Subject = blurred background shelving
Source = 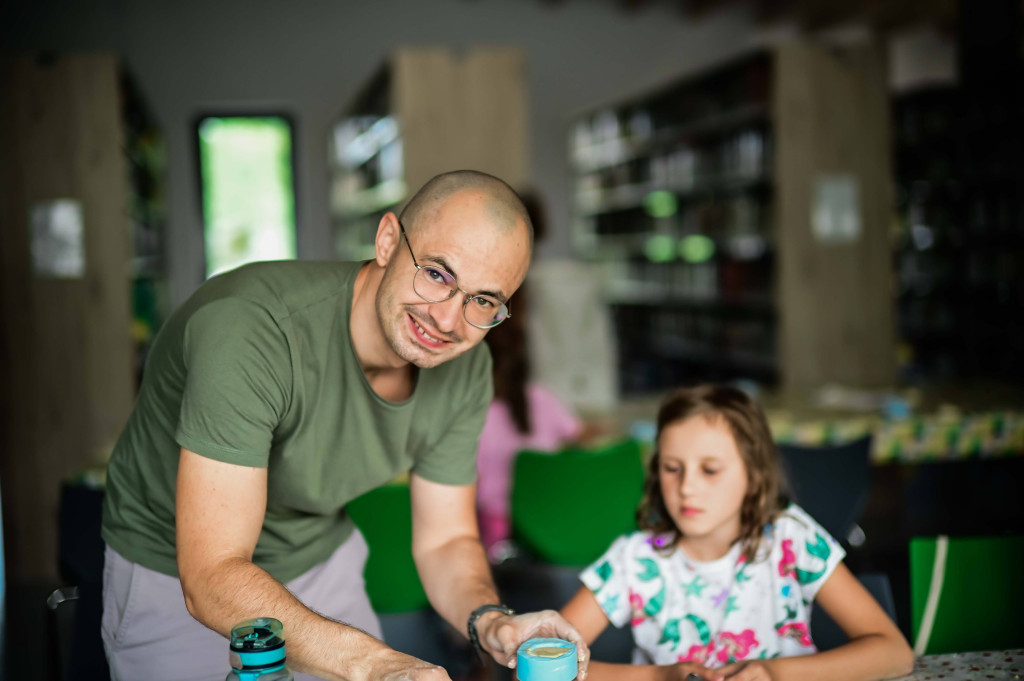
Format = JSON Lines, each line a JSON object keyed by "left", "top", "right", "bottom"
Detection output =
{"left": 329, "top": 46, "right": 528, "bottom": 261}
{"left": 892, "top": 85, "right": 1024, "bottom": 384}
{"left": 569, "top": 44, "right": 897, "bottom": 397}
{"left": 121, "top": 71, "right": 170, "bottom": 384}
{"left": 3, "top": 0, "right": 1024, "bottom": 676}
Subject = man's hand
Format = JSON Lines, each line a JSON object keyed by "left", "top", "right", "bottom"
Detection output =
{"left": 645, "top": 662, "right": 718, "bottom": 681}
{"left": 369, "top": 647, "right": 453, "bottom": 681}
{"left": 477, "top": 610, "right": 591, "bottom": 679}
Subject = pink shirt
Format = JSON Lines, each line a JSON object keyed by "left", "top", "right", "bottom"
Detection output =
{"left": 475, "top": 384, "right": 582, "bottom": 546}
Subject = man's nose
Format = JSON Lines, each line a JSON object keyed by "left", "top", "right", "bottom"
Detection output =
{"left": 430, "top": 293, "right": 464, "bottom": 332}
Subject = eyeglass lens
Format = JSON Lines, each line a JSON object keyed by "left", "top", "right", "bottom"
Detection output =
{"left": 413, "top": 266, "right": 508, "bottom": 328}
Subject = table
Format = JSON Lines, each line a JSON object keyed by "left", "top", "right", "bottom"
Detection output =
{"left": 767, "top": 410, "right": 1024, "bottom": 464}
{"left": 890, "top": 650, "right": 1024, "bottom": 680}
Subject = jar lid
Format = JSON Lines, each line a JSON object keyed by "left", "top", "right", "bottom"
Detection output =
{"left": 229, "top": 617, "right": 286, "bottom": 671}
{"left": 516, "top": 638, "right": 577, "bottom": 681}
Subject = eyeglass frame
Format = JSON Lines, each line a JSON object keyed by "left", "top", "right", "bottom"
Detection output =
{"left": 397, "top": 219, "right": 511, "bottom": 329}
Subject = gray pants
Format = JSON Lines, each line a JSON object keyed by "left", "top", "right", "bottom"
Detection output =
{"left": 101, "top": 531, "right": 383, "bottom": 681}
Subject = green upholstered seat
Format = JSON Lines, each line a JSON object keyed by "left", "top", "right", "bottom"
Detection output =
{"left": 910, "top": 534, "right": 1024, "bottom": 655}
{"left": 510, "top": 438, "right": 645, "bottom": 566}
{"left": 347, "top": 483, "right": 428, "bottom": 614}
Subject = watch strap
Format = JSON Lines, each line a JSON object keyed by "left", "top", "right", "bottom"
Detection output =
{"left": 467, "top": 603, "right": 515, "bottom": 655}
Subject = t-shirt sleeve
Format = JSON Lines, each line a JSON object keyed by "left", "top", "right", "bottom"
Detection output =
{"left": 176, "top": 297, "right": 292, "bottom": 467}
{"left": 781, "top": 504, "right": 847, "bottom": 604}
{"left": 579, "top": 534, "right": 635, "bottom": 628}
{"left": 411, "top": 346, "right": 493, "bottom": 485}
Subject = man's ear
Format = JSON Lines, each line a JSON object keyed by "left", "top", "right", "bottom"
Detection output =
{"left": 374, "top": 213, "right": 401, "bottom": 268}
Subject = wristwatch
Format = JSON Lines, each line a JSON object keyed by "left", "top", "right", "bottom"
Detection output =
{"left": 467, "top": 603, "right": 515, "bottom": 656}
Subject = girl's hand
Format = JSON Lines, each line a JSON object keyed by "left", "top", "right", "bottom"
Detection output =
{"left": 663, "top": 661, "right": 719, "bottom": 681}
{"left": 715, "top": 660, "right": 774, "bottom": 681}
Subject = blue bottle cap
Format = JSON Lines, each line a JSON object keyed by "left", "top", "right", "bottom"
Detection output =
{"left": 229, "top": 617, "right": 287, "bottom": 673}
{"left": 516, "top": 637, "right": 577, "bottom": 681}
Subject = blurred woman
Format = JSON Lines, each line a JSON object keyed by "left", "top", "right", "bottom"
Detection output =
{"left": 475, "top": 306, "right": 583, "bottom": 557}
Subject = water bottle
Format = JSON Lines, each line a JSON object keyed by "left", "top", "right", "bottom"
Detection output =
{"left": 226, "top": 617, "right": 294, "bottom": 681}
{"left": 516, "top": 637, "right": 577, "bottom": 681}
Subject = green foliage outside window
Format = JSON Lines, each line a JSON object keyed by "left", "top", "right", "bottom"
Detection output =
{"left": 198, "top": 116, "right": 296, "bottom": 278}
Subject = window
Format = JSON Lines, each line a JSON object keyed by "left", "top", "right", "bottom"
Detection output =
{"left": 196, "top": 115, "right": 297, "bottom": 278}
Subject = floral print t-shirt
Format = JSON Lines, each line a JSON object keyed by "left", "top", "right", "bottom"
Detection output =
{"left": 579, "top": 504, "right": 844, "bottom": 667}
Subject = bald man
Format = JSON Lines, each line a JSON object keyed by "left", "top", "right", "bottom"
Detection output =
{"left": 100, "top": 171, "right": 589, "bottom": 681}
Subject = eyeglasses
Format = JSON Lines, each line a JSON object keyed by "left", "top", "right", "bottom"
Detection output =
{"left": 398, "top": 220, "right": 510, "bottom": 329}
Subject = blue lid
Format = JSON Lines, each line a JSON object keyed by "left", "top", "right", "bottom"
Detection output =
{"left": 516, "top": 638, "right": 577, "bottom": 681}
{"left": 229, "top": 618, "right": 287, "bottom": 672}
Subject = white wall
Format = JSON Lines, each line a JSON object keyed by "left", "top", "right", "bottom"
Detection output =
{"left": 888, "top": 26, "right": 957, "bottom": 92}
{"left": 2, "top": 0, "right": 763, "bottom": 305}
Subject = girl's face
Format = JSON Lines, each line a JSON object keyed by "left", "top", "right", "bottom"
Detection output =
{"left": 657, "top": 413, "right": 749, "bottom": 560}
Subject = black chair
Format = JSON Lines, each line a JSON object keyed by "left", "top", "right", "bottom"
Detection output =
{"left": 48, "top": 482, "right": 110, "bottom": 681}
{"left": 347, "top": 484, "right": 475, "bottom": 678}
{"left": 811, "top": 571, "right": 898, "bottom": 651}
{"left": 777, "top": 436, "right": 872, "bottom": 545}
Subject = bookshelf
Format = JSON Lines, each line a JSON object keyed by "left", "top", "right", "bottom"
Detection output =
{"left": 568, "top": 43, "right": 897, "bottom": 396}
{"left": 893, "top": 85, "right": 1024, "bottom": 382}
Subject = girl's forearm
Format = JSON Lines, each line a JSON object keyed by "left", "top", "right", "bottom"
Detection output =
{"left": 585, "top": 661, "right": 670, "bottom": 681}
{"left": 766, "top": 633, "right": 915, "bottom": 681}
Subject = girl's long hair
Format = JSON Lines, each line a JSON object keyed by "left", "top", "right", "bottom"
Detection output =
{"left": 636, "top": 384, "right": 789, "bottom": 560}
{"left": 484, "top": 188, "right": 548, "bottom": 435}
{"left": 485, "top": 295, "right": 531, "bottom": 434}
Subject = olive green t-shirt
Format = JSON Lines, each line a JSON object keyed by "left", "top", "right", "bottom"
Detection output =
{"left": 101, "top": 260, "right": 492, "bottom": 582}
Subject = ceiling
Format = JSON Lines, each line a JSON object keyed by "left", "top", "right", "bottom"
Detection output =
{"left": 542, "top": 0, "right": 962, "bottom": 32}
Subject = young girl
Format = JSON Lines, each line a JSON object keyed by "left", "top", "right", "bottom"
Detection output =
{"left": 560, "top": 385, "right": 913, "bottom": 681}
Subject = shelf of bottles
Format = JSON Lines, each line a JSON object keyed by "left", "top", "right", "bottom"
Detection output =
{"left": 569, "top": 52, "right": 778, "bottom": 396}
{"left": 329, "top": 71, "right": 406, "bottom": 262}
{"left": 121, "top": 70, "right": 169, "bottom": 385}
{"left": 892, "top": 85, "right": 1024, "bottom": 383}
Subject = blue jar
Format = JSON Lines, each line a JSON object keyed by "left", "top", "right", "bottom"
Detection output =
{"left": 516, "top": 637, "right": 577, "bottom": 681}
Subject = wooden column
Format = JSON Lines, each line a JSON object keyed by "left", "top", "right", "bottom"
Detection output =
{"left": 392, "top": 46, "right": 527, "bottom": 192}
{"left": 773, "top": 42, "right": 897, "bottom": 391}
{"left": 0, "top": 53, "right": 135, "bottom": 581}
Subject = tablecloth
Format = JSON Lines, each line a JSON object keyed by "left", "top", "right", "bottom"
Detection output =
{"left": 889, "top": 649, "right": 1024, "bottom": 680}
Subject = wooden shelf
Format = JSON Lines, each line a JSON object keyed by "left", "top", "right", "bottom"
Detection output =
{"left": 606, "top": 289, "right": 775, "bottom": 314}
{"left": 332, "top": 178, "right": 407, "bottom": 218}
{"left": 571, "top": 102, "right": 769, "bottom": 174}
{"left": 574, "top": 174, "right": 770, "bottom": 216}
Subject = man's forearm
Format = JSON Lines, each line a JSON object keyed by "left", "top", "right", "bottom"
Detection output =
{"left": 184, "top": 556, "right": 389, "bottom": 681}
{"left": 413, "top": 533, "right": 501, "bottom": 637}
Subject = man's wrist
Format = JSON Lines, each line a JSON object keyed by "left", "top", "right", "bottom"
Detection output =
{"left": 467, "top": 604, "right": 515, "bottom": 653}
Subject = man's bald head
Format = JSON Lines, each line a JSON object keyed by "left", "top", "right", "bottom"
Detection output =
{"left": 398, "top": 170, "right": 534, "bottom": 247}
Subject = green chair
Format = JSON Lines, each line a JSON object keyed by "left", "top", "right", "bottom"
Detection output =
{"left": 348, "top": 483, "right": 477, "bottom": 673}
{"left": 909, "top": 534, "right": 1024, "bottom": 655}
{"left": 510, "top": 438, "right": 645, "bottom": 566}
{"left": 499, "top": 438, "right": 645, "bottom": 664}
{"left": 346, "top": 483, "right": 428, "bottom": 614}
